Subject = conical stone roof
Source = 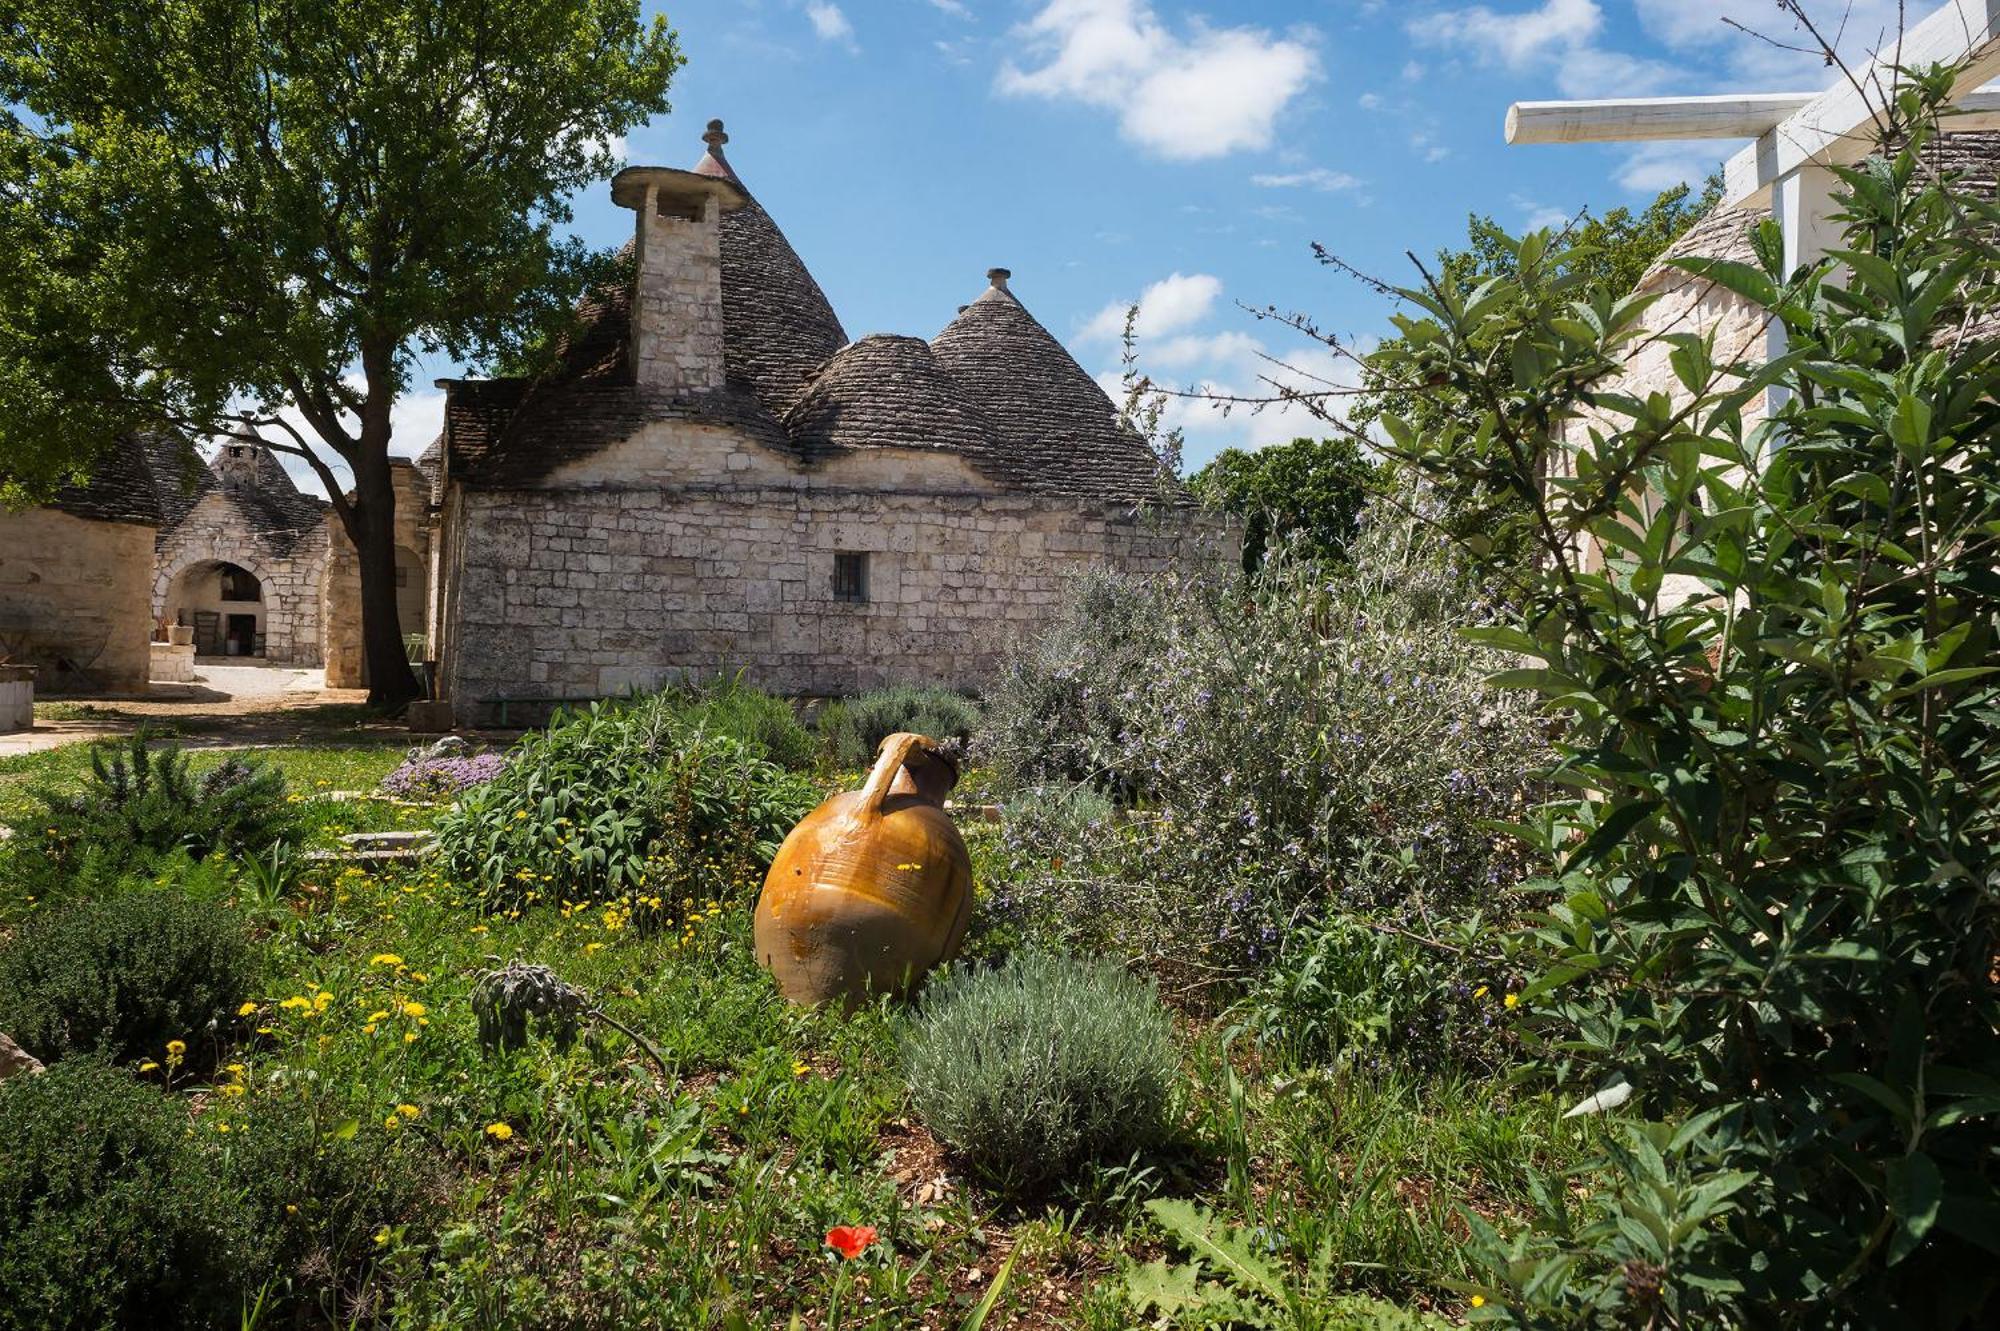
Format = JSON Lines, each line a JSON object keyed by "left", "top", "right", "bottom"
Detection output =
{"left": 694, "top": 122, "right": 848, "bottom": 419}
{"left": 931, "top": 270, "right": 1167, "bottom": 502}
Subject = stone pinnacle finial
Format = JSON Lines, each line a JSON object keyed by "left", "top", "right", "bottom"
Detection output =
{"left": 987, "top": 267, "right": 1012, "bottom": 292}
{"left": 703, "top": 119, "right": 729, "bottom": 157}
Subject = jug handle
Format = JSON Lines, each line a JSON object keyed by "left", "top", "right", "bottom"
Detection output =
{"left": 858, "top": 732, "right": 926, "bottom": 823}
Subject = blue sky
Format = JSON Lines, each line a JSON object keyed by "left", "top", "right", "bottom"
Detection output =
{"left": 367, "top": 0, "right": 1910, "bottom": 480}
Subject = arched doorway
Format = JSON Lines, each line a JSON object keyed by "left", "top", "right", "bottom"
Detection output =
{"left": 165, "top": 559, "right": 266, "bottom": 658}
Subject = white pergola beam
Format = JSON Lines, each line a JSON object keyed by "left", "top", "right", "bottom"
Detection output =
{"left": 1507, "top": 89, "right": 2000, "bottom": 145}
{"left": 1507, "top": 94, "right": 1815, "bottom": 144}
{"left": 1723, "top": 0, "right": 2000, "bottom": 207}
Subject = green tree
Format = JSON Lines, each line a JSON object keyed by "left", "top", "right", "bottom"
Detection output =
{"left": 1376, "top": 69, "right": 2000, "bottom": 1325}
{"left": 0, "top": 1, "right": 680, "bottom": 706}
{"left": 1189, "top": 435, "right": 1384, "bottom": 572}
{"left": 1350, "top": 179, "right": 1720, "bottom": 566}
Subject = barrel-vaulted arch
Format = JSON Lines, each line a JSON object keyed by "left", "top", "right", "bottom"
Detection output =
{"left": 154, "top": 535, "right": 325, "bottom": 666}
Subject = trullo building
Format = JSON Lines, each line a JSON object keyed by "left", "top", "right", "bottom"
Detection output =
{"left": 424, "top": 122, "right": 1224, "bottom": 724}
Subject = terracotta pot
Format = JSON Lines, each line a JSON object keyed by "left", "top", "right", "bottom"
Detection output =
{"left": 754, "top": 732, "right": 972, "bottom": 1005}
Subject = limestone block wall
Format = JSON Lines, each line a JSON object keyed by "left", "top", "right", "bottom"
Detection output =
{"left": 152, "top": 495, "right": 330, "bottom": 665}
{"left": 438, "top": 482, "right": 1226, "bottom": 719}
{"left": 0, "top": 510, "right": 156, "bottom": 694}
{"left": 633, "top": 195, "right": 725, "bottom": 392}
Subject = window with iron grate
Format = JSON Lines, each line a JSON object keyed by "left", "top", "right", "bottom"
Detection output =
{"left": 833, "top": 551, "right": 869, "bottom": 603}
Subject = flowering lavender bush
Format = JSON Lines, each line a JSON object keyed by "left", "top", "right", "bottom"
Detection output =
{"left": 980, "top": 510, "right": 1547, "bottom": 990}
{"left": 379, "top": 752, "right": 508, "bottom": 801}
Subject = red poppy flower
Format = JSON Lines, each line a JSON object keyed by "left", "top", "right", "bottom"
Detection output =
{"left": 825, "top": 1225, "right": 878, "bottom": 1260}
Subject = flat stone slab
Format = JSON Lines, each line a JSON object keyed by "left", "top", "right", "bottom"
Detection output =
{"left": 338, "top": 830, "right": 435, "bottom": 849}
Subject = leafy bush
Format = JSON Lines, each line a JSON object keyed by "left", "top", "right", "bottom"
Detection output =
{"left": 8, "top": 735, "right": 297, "bottom": 901}
{"left": 1232, "top": 915, "right": 1512, "bottom": 1075}
{"left": 903, "top": 950, "right": 1178, "bottom": 1195}
{"left": 817, "top": 684, "right": 981, "bottom": 769}
{"left": 0, "top": 1060, "right": 427, "bottom": 1330}
{"left": 379, "top": 750, "right": 508, "bottom": 799}
{"left": 1377, "top": 74, "right": 2000, "bottom": 1325}
{"left": 677, "top": 675, "right": 815, "bottom": 770}
{"left": 981, "top": 515, "right": 1546, "bottom": 984}
{"left": 434, "top": 691, "right": 817, "bottom": 912}
{"left": 0, "top": 891, "right": 257, "bottom": 1073}
{"left": 0, "top": 1060, "right": 251, "bottom": 1330}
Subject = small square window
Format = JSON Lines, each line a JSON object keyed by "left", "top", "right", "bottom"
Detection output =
{"left": 832, "top": 551, "right": 868, "bottom": 603}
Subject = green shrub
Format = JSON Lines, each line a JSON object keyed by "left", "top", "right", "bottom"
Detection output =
{"left": 0, "top": 1060, "right": 252, "bottom": 1330}
{"left": 817, "top": 684, "right": 981, "bottom": 769}
{"left": 7, "top": 735, "right": 297, "bottom": 902}
{"left": 434, "top": 691, "right": 818, "bottom": 912}
{"left": 1233, "top": 915, "right": 1511, "bottom": 1074}
{"left": 904, "top": 950, "right": 1178, "bottom": 1195}
{"left": 0, "top": 891, "right": 258, "bottom": 1073}
{"left": 981, "top": 517, "right": 1545, "bottom": 984}
{"left": 0, "top": 1060, "right": 427, "bottom": 1331}
{"left": 677, "top": 674, "right": 815, "bottom": 770}
{"left": 1381, "top": 76, "right": 2000, "bottom": 1325}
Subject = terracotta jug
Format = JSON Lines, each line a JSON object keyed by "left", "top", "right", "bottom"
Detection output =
{"left": 754, "top": 732, "right": 973, "bottom": 1005}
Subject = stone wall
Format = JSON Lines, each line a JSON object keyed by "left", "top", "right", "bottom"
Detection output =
{"left": 0, "top": 510, "right": 156, "bottom": 694}
{"left": 438, "top": 478, "right": 1226, "bottom": 719}
{"left": 633, "top": 192, "right": 725, "bottom": 392}
{"left": 152, "top": 493, "right": 330, "bottom": 665}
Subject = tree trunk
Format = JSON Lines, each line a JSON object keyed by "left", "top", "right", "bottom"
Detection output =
{"left": 346, "top": 444, "right": 421, "bottom": 711}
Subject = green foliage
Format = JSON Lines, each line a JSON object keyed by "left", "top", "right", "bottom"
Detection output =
{"left": 433, "top": 692, "right": 817, "bottom": 911}
{"left": 1189, "top": 436, "right": 1386, "bottom": 573}
{"left": 7, "top": 735, "right": 296, "bottom": 902}
{"left": 1375, "top": 69, "right": 2000, "bottom": 1325}
{"left": 0, "top": 1060, "right": 427, "bottom": 1331}
{"left": 903, "top": 951, "right": 1179, "bottom": 1195}
{"left": 0, "top": 1061, "right": 252, "bottom": 1331}
{"left": 1233, "top": 915, "right": 1511, "bottom": 1074}
{"left": 677, "top": 675, "right": 816, "bottom": 770}
{"left": 981, "top": 518, "right": 1545, "bottom": 982}
{"left": 1350, "top": 178, "right": 1719, "bottom": 566}
{"left": 0, "top": 891, "right": 257, "bottom": 1073}
{"left": 817, "top": 684, "right": 982, "bottom": 769}
{"left": 1129, "top": 1198, "right": 1449, "bottom": 1330}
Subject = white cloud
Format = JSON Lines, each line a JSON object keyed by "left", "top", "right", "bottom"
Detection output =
{"left": 1079, "top": 271, "right": 1224, "bottom": 343}
{"left": 1510, "top": 192, "right": 1574, "bottom": 229}
{"left": 1357, "top": 91, "right": 1382, "bottom": 110}
{"left": 927, "top": 0, "right": 972, "bottom": 17}
{"left": 1400, "top": 59, "right": 1425, "bottom": 80}
{"left": 1408, "top": 0, "right": 1676, "bottom": 97}
{"left": 998, "top": 0, "right": 1320, "bottom": 160}
{"left": 1251, "top": 166, "right": 1362, "bottom": 191}
{"left": 805, "top": 1, "right": 857, "bottom": 50}
{"left": 1409, "top": 129, "right": 1449, "bottom": 163}
{"left": 1615, "top": 141, "right": 1719, "bottom": 193}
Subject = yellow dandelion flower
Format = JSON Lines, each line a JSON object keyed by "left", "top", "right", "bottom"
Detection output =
{"left": 401, "top": 1001, "right": 426, "bottom": 1018}
{"left": 384, "top": 1115, "right": 401, "bottom": 1130}
{"left": 485, "top": 1122, "right": 513, "bottom": 1140}
{"left": 165, "top": 1040, "right": 186, "bottom": 1056}
{"left": 584, "top": 942, "right": 604, "bottom": 953}
{"left": 370, "top": 953, "right": 404, "bottom": 967}
{"left": 219, "top": 1083, "right": 245, "bottom": 1098}
{"left": 1473, "top": 986, "right": 1489, "bottom": 1000}
{"left": 138, "top": 1061, "right": 159, "bottom": 1073}
{"left": 373, "top": 1226, "right": 391, "bottom": 1246}
{"left": 792, "top": 1060, "right": 810, "bottom": 1078}
{"left": 362, "top": 1024, "right": 377, "bottom": 1035}
{"left": 255, "top": 1026, "right": 275, "bottom": 1035}
{"left": 367, "top": 1009, "right": 390, "bottom": 1023}
{"left": 1504, "top": 993, "right": 1520, "bottom": 1010}
{"left": 411, "top": 972, "right": 428, "bottom": 983}
{"left": 226, "top": 1063, "right": 245, "bottom": 1076}
{"left": 403, "top": 1031, "right": 418, "bottom": 1044}
{"left": 280, "top": 996, "right": 311, "bottom": 1011}
{"left": 1471, "top": 1295, "right": 1487, "bottom": 1309}
{"left": 237, "top": 1001, "right": 259, "bottom": 1017}
{"left": 396, "top": 1104, "right": 419, "bottom": 1120}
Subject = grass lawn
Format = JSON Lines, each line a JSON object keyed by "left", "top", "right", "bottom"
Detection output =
{"left": 0, "top": 740, "right": 415, "bottom": 828}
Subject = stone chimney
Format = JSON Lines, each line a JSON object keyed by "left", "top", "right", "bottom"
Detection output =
{"left": 610, "top": 131, "right": 747, "bottom": 394}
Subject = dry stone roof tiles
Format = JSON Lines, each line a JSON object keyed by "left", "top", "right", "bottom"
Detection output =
{"left": 45, "top": 437, "right": 165, "bottom": 527}
{"left": 930, "top": 278, "right": 1167, "bottom": 502}
{"left": 444, "top": 124, "right": 1169, "bottom": 504}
